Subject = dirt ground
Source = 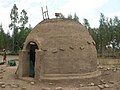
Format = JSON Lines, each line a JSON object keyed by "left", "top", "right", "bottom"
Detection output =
{"left": 0, "top": 55, "right": 120, "bottom": 90}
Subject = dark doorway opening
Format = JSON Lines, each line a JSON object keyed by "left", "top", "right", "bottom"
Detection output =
{"left": 29, "top": 42, "right": 38, "bottom": 77}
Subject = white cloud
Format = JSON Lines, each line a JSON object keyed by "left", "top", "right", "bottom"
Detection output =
{"left": 57, "top": 0, "right": 109, "bottom": 16}
{"left": 106, "top": 12, "right": 120, "bottom": 18}
{"left": 0, "top": 0, "right": 120, "bottom": 33}
{"left": 55, "top": 0, "right": 109, "bottom": 27}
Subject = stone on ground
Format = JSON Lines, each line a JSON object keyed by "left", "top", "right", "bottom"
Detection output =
{"left": 1, "top": 84, "right": 6, "bottom": 88}
{"left": 98, "top": 85, "right": 104, "bottom": 89}
{"left": 41, "top": 87, "right": 50, "bottom": 90}
{"left": 104, "top": 84, "right": 110, "bottom": 88}
{"left": 11, "top": 84, "right": 19, "bottom": 88}
{"left": 0, "top": 81, "right": 5, "bottom": 86}
{"left": 30, "top": 81, "right": 35, "bottom": 85}
{"left": 90, "top": 83, "right": 95, "bottom": 86}
{"left": 54, "top": 87, "right": 63, "bottom": 90}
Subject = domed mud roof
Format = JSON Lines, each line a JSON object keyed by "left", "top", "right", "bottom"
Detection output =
{"left": 23, "top": 18, "right": 97, "bottom": 74}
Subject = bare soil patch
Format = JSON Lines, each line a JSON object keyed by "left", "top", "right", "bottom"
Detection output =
{"left": 0, "top": 55, "right": 120, "bottom": 90}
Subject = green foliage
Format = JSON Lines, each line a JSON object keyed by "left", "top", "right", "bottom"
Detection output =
{"left": 73, "top": 13, "right": 79, "bottom": 21}
{"left": 59, "top": 13, "right": 65, "bottom": 19}
{"left": 83, "top": 18, "right": 90, "bottom": 29}
{"left": 9, "top": 4, "right": 19, "bottom": 30}
{"left": 9, "top": 4, "right": 19, "bottom": 52}
{"left": 67, "top": 14, "right": 73, "bottom": 19}
{"left": 0, "top": 24, "right": 5, "bottom": 49}
{"left": 19, "top": 9, "right": 28, "bottom": 28}
{"left": 67, "top": 13, "right": 79, "bottom": 21}
{"left": 0, "top": 4, "right": 31, "bottom": 53}
{"left": 17, "top": 27, "right": 32, "bottom": 50}
{"left": 60, "top": 13, "right": 79, "bottom": 21}
{"left": 88, "top": 13, "right": 120, "bottom": 57}
{"left": 0, "top": 24, "right": 12, "bottom": 51}
{"left": 8, "top": 4, "right": 31, "bottom": 53}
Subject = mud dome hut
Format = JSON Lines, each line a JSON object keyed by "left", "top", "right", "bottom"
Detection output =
{"left": 18, "top": 19, "right": 101, "bottom": 80}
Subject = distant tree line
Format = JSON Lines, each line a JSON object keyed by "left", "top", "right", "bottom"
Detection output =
{"left": 58, "top": 13, "right": 79, "bottom": 21}
{"left": 0, "top": 4, "right": 32, "bottom": 54}
{"left": 0, "top": 4, "right": 120, "bottom": 57}
{"left": 83, "top": 13, "right": 120, "bottom": 58}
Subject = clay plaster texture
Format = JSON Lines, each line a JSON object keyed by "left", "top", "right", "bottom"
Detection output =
{"left": 18, "top": 19, "right": 100, "bottom": 80}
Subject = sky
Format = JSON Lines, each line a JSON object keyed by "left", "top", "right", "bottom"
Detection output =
{"left": 0, "top": 0, "right": 120, "bottom": 34}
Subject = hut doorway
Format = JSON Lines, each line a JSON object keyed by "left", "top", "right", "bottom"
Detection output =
{"left": 29, "top": 42, "right": 38, "bottom": 77}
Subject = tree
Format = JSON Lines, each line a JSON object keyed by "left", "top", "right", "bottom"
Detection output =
{"left": 96, "top": 13, "right": 120, "bottom": 57}
{"left": 73, "top": 13, "right": 79, "bottom": 21}
{"left": 113, "top": 16, "right": 120, "bottom": 50}
{"left": 17, "top": 9, "right": 30, "bottom": 50}
{"left": 19, "top": 9, "right": 28, "bottom": 28}
{"left": 83, "top": 18, "right": 90, "bottom": 29}
{"left": 98, "top": 13, "right": 107, "bottom": 55}
{"left": 9, "top": 4, "right": 19, "bottom": 31}
{"left": 9, "top": 4, "right": 31, "bottom": 53}
{"left": 9, "top": 4, "right": 19, "bottom": 52}
{"left": 0, "top": 24, "right": 5, "bottom": 50}
{"left": 59, "top": 13, "right": 65, "bottom": 19}
{"left": 113, "top": 16, "right": 120, "bottom": 26}
{"left": 5, "top": 32, "right": 13, "bottom": 51}
{"left": 67, "top": 14, "right": 72, "bottom": 19}
{"left": 17, "top": 27, "right": 32, "bottom": 49}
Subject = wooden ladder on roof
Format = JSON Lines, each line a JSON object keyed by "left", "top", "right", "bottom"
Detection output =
{"left": 41, "top": 6, "right": 49, "bottom": 20}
